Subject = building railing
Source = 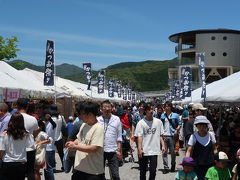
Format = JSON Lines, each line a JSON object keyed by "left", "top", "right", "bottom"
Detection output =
{"left": 175, "top": 44, "right": 195, "bottom": 53}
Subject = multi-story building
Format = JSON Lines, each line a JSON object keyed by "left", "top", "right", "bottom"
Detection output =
{"left": 168, "top": 29, "right": 240, "bottom": 90}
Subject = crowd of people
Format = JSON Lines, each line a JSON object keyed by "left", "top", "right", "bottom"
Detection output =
{"left": 0, "top": 98, "right": 240, "bottom": 180}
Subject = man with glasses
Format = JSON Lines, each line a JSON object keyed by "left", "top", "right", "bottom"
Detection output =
{"left": 98, "top": 100, "right": 122, "bottom": 180}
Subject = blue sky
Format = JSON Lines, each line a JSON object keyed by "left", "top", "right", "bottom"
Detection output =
{"left": 1, "top": 0, "right": 240, "bottom": 70}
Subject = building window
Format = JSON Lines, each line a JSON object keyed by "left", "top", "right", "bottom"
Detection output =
{"left": 223, "top": 52, "right": 227, "bottom": 56}
{"left": 211, "top": 52, "right": 215, "bottom": 56}
{"left": 211, "top": 36, "right": 216, "bottom": 40}
{"left": 223, "top": 36, "right": 227, "bottom": 40}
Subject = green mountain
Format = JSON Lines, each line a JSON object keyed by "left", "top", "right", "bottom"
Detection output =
{"left": 8, "top": 58, "right": 194, "bottom": 92}
{"left": 8, "top": 60, "right": 85, "bottom": 78}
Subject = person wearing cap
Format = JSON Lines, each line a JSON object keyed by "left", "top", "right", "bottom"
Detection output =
{"left": 186, "top": 115, "right": 217, "bottom": 180}
{"left": 192, "top": 103, "right": 214, "bottom": 133}
{"left": 205, "top": 151, "right": 232, "bottom": 180}
{"left": 175, "top": 157, "right": 198, "bottom": 180}
{"left": 49, "top": 104, "right": 66, "bottom": 171}
{"left": 232, "top": 148, "right": 240, "bottom": 180}
{"left": 160, "top": 101, "right": 182, "bottom": 174}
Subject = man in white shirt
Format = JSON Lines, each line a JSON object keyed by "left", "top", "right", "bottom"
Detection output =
{"left": 98, "top": 100, "right": 122, "bottom": 180}
{"left": 135, "top": 103, "right": 165, "bottom": 180}
{"left": 17, "top": 98, "right": 39, "bottom": 180}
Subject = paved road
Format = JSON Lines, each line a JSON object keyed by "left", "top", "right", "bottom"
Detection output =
{"left": 39, "top": 147, "right": 185, "bottom": 180}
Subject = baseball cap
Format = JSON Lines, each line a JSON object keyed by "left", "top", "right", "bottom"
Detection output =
{"left": 192, "top": 103, "right": 207, "bottom": 111}
{"left": 236, "top": 149, "right": 240, "bottom": 159}
{"left": 178, "top": 157, "right": 196, "bottom": 167}
{"left": 194, "top": 115, "right": 209, "bottom": 125}
{"left": 214, "top": 151, "right": 230, "bottom": 162}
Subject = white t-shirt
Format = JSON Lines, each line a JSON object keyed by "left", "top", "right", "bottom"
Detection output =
{"left": 53, "top": 115, "right": 66, "bottom": 141}
{"left": 21, "top": 113, "right": 39, "bottom": 151}
{"left": 188, "top": 131, "right": 216, "bottom": 146}
{"left": 0, "top": 133, "right": 34, "bottom": 162}
{"left": 162, "top": 115, "right": 171, "bottom": 136}
{"left": 135, "top": 117, "right": 164, "bottom": 156}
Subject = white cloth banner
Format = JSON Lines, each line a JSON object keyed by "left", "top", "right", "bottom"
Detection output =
{"left": 5, "top": 88, "right": 21, "bottom": 102}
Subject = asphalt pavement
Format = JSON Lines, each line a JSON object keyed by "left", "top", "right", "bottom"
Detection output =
{"left": 39, "top": 146, "right": 185, "bottom": 180}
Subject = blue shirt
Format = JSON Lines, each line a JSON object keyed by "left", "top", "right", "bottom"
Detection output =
{"left": 0, "top": 113, "right": 11, "bottom": 134}
{"left": 160, "top": 112, "right": 182, "bottom": 136}
{"left": 67, "top": 122, "right": 73, "bottom": 137}
{"left": 175, "top": 170, "right": 198, "bottom": 180}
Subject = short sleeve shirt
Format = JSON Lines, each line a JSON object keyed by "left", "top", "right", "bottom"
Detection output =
{"left": 175, "top": 170, "right": 198, "bottom": 180}
{"left": 0, "top": 133, "right": 34, "bottom": 162}
{"left": 134, "top": 117, "right": 164, "bottom": 156}
{"left": 74, "top": 122, "right": 104, "bottom": 175}
{"left": 205, "top": 166, "right": 232, "bottom": 180}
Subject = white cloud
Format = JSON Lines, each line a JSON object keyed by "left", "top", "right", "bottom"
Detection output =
{"left": 21, "top": 47, "right": 163, "bottom": 60}
{"left": 0, "top": 26, "right": 172, "bottom": 51}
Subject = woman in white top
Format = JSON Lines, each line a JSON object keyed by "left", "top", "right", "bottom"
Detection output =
{"left": 0, "top": 112, "right": 34, "bottom": 180}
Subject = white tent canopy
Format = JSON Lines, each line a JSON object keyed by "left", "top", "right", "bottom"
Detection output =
{"left": 181, "top": 71, "right": 240, "bottom": 104}
{"left": 0, "top": 61, "right": 129, "bottom": 102}
{"left": 0, "top": 61, "right": 54, "bottom": 98}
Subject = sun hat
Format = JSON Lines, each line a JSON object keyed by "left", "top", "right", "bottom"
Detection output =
{"left": 214, "top": 151, "right": 230, "bottom": 162}
{"left": 194, "top": 115, "right": 209, "bottom": 125}
{"left": 192, "top": 103, "right": 207, "bottom": 111}
{"left": 178, "top": 157, "right": 196, "bottom": 167}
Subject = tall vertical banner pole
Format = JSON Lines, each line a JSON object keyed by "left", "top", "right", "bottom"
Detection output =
{"left": 44, "top": 40, "right": 55, "bottom": 102}
{"left": 197, "top": 53, "right": 206, "bottom": 106}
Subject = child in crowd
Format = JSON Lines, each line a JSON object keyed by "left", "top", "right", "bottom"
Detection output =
{"left": 175, "top": 157, "right": 198, "bottom": 180}
{"left": 232, "top": 149, "right": 240, "bottom": 180}
{"left": 34, "top": 120, "right": 51, "bottom": 180}
{"left": 205, "top": 151, "right": 232, "bottom": 180}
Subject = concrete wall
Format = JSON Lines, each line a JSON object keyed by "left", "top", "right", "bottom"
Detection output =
{"left": 195, "top": 33, "right": 240, "bottom": 66}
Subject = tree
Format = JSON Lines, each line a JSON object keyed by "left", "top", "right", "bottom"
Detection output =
{"left": 0, "top": 36, "right": 20, "bottom": 61}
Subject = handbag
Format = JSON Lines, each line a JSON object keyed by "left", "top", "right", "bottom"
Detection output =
{"left": 35, "top": 144, "right": 46, "bottom": 165}
{"left": 63, "top": 148, "right": 76, "bottom": 173}
{"left": 61, "top": 116, "right": 68, "bottom": 137}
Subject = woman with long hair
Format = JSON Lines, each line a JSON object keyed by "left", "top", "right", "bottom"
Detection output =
{"left": 0, "top": 112, "right": 34, "bottom": 180}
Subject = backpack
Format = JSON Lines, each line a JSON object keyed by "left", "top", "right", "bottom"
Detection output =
{"left": 120, "top": 112, "right": 131, "bottom": 130}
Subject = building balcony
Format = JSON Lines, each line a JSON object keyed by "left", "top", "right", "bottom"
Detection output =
{"left": 175, "top": 44, "right": 195, "bottom": 54}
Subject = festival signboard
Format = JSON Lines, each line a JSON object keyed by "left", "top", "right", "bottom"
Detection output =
{"left": 44, "top": 40, "right": 54, "bottom": 86}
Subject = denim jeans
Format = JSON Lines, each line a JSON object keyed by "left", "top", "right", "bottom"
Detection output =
{"left": 104, "top": 152, "right": 120, "bottom": 180}
{"left": 44, "top": 150, "right": 55, "bottom": 180}
{"left": 139, "top": 155, "right": 158, "bottom": 180}
{"left": 162, "top": 136, "right": 176, "bottom": 170}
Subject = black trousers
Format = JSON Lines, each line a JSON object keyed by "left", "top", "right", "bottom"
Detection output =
{"left": 2, "top": 162, "right": 27, "bottom": 180}
{"left": 27, "top": 150, "right": 36, "bottom": 180}
{"left": 71, "top": 170, "right": 104, "bottom": 180}
{"left": 139, "top": 155, "right": 158, "bottom": 180}
{"left": 104, "top": 152, "right": 120, "bottom": 180}
{"left": 55, "top": 139, "right": 64, "bottom": 167}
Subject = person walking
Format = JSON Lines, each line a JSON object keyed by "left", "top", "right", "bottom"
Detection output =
{"left": 0, "top": 112, "right": 34, "bottom": 180}
{"left": 135, "top": 103, "right": 165, "bottom": 180}
{"left": 98, "top": 100, "right": 122, "bottom": 180}
{"left": 66, "top": 102, "right": 105, "bottom": 180}
{"left": 160, "top": 101, "right": 182, "bottom": 174}
{"left": 186, "top": 115, "right": 217, "bottom": 180}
